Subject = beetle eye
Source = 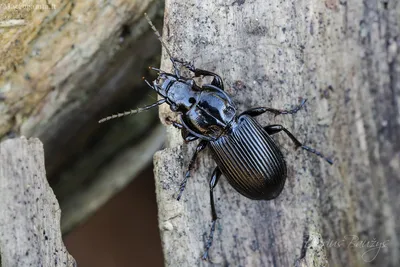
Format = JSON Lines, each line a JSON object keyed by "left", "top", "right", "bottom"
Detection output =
{"left": 189, "top": 97, "right": 196, "bottom": 104}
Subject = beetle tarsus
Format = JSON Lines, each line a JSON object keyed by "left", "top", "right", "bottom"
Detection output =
{"left": 176, "top": 141, "right": 208, "bottom": 200}
{"left": 301, "top": 145, "right": 334, "bottom": 165}
{"left": 264, "top": 124, "right": 333, "bottom": 164}
{"left": 202, "top": 220, "right": 216, "bottom": 261}
{"left": 278, "top": 98, "right": 307, "bottom": 115}
{"left": 176, "top": 173, "right": 189, "bottom": 201}
{"left": 240, "top": 98, "right": 307, "bottom": 117}
{"left": 202, "top": 166, "right": 221, "bottom": 260}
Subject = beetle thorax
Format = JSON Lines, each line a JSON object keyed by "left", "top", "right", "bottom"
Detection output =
{"left": 183, "top": 86, "right": 237, "bottom": 140}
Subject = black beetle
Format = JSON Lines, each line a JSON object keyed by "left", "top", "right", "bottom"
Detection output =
{"left": 99, "top": 14, "right": 333, "bottom": 260}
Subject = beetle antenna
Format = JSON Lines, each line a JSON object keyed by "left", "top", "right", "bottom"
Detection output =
{"left": 144, "top": 13, "right": 180, "bottom": 77}
{"left": 98, "top": 99, "right": 166, "bottom": 123}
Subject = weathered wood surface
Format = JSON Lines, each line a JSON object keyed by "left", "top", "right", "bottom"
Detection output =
{"left": 0, "top": 137, "right": 76, "bottom": 267}
{"left": 0, "top": 0, "right": 165, "bottom": 233}
{"left": 154, "top": 0, "right": 399, "bottom": 266}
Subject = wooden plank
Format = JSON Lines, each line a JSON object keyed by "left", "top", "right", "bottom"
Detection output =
{"left": 154, "top": 0, "right": 399, "bottom": 266}
{"left": 0, "top": 137, "right": 75, "bottom": 267}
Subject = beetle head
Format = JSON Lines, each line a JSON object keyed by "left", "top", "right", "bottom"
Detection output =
{"left": 152, "top": 72, "right": 198, "bottom": 113}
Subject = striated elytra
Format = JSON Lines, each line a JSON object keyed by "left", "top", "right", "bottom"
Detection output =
{"left": 99, "top": 14, "right": 333, "bottom": 261}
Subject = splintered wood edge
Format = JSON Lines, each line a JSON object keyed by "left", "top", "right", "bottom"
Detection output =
{"left": 0, "top": 137, "right": 76, "bottom": 267}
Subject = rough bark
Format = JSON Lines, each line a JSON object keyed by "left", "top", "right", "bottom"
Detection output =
{"left": 0, "top": 0, "right": 165, "bottom": 232}
{"left": 154, "top": 0, "right": 399, "bottom": 266}
{"left": 0, "top": 137, "right": 75, "bottom": 267}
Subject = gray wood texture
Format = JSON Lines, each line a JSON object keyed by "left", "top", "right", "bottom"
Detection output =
{"left": 0, "top": 0, "right": 164, "bottom": 233}
{"left": 154, "top": 0, "right": 399, "bottom": 266}
{"left": 0, "top": 137, "right": 75, "bottom": 267}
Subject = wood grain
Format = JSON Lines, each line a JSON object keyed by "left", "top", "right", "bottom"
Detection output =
{"left": 0, "top": 137, "right": 75, "bottom": 267}
{"left": 154, "top": 0, "right": 399, "bottom": 266}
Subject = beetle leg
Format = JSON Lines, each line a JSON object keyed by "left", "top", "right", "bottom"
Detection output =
{"left": 181, "top": 128, "right": 199, "bottom": 143}
{"left": 168, "top": 121, "right": 184, "bottom": 129}
{"left": 171, "top": 57, "right": 195, "bottom": 71}
{"left": 264, "top": 124, "right": 333, "bottom": 165}
{"left": 177, "top": 140, "right": 208, "bottom": 200}
{"left": 202, "top": 166, "right": 221, "bottom": 261}
{"left": 240, "top": 98, "right": 307, "bottom": 117}
{"left": 170, "top": 57, "right": 224, "bottom": 90}
{"left": 165, "top": 117, "right": 184, "bottom": 129}
{"left": 165, "top": 118, "right": 199, "bottom": 142}
{"left": 191, "top": 69, "right": 224, "bottom": 90}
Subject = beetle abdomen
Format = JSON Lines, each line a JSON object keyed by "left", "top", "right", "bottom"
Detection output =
{"left": 209, "top": 115, "right": 287, "bottom": 200}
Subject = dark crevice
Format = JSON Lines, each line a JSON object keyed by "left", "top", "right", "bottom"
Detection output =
{"left": 299, "top": 228, "right": 309, "bottom": 259}
{"left": 120, "top": 24, "right": 131, "bottom": 39}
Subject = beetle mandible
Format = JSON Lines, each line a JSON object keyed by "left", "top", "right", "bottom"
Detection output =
{"left": 99, "top": 14, "right": 333, "bottom": 261}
